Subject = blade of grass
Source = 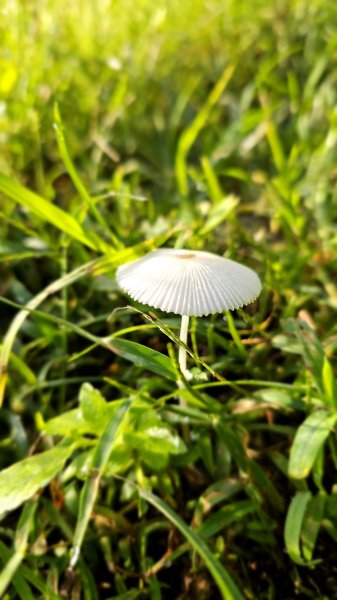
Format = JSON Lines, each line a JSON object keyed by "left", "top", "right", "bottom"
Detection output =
{"left": 138, "top": 487, "right": 244, "bottom": 600}
{"left": 69, "top": 398, "right": 132, "bottom": 568}
{"left": 53, "top": 103, "right": 123, "bottom": 251}
{"left": 301, "top": 493, "right": 326, "bottom": 561}
{"left": 0, "top": 541, "right": 60, "bottom": 599}
{"left": 225, "top": 311, "right": 247, "bottom": 358}
{"left": 0, "top": 297, "right": 177, "bottom": 385}
{"left": 175, "top": 64, "right": 235, "bottom": 196}
{"left": 1, "top": 232, "right": 179, "bottom": 406}
{"left": 0, "top": 500, "right": 37, "bottom": 598}
{"left": 0, "top": 542, "right": 36, "bottom": 600}
{"left": 0, "top": 257, "right": 105, "bottom": 406}
{"left": 284, "top": 491, "right": 317, "bottom": 565}
{"left": 0, "top": 172, "right": 99, "bottom": 251}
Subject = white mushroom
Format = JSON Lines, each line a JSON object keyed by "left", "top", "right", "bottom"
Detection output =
{"left": 116, "top": 248, "right": 261, "bottom": 381}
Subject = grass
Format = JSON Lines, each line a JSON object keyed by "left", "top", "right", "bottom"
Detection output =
{"left": 1, "top": 0, "right": 337, "bottom": 597}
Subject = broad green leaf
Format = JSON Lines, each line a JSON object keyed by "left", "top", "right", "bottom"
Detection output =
{"left": 124, "top": 427, "right": 186, "bottom": 471}
{"left": 111, "top": 338, "right": 176, "bottom": 380}
{"left": 139, "top": 487, "right": 244, "bottom": 600}
{"left": 70, "top": 399, "right": 132, "bottom": 567}
{"left": 284, "top": 491, "right": 314, "bottom": 565}
{"left": 289, "top": 410, "right": 337, "bottom": 479}
{"left": 105, "top": 443, "right": 133, "bottom": 475}
{"left": 139, "top": 426, "right": 185, "bottom": 454}
{"left": 79, "top": 382, "right": 114, "bottom": 432}
{"left": 0, "top": 172, "right": 99, "bottom": 250}
{"left": 42, "top": 408, "right": 91, "bottom": 437}
{"left": 0, "top": 441, "right": 76, "bottom": 516}
{"left": 125, "top": 440, "right": 169, "bottom": 470}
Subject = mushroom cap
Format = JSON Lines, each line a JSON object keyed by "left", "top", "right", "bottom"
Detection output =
{"left": 116, "top": 248, "right": 262, "bottom": 317}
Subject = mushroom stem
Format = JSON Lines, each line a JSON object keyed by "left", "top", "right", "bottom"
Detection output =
{"left": 178, "top": 314, "right": 190, "bottom": 441}
{"left": 178, "top": 314, "right": 189, "bottom": 379}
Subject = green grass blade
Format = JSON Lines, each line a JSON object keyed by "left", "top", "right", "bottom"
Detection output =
{"left": 259, "top": 92, "right": 286, "bottom": 173}
{"left": 284, "top": 491, "right": 314, "bottom": 565}
{"left": 200, "top": 156, "right": 224, "bottom": 203}
{"left": 0, "top": 542, "right": 35, "bottom": 600}
{"left": 70, "top": 398, "right": 132, "bottom": 568}
{"left": 289, "top": 410, "right": 337, "bottom": 479}
{"left": 0, "top": 172, "right": 99, "bottom": 250}
{"left": 301, "top": 493, "right": 326, "bottom": 561}
{"left": 224, "top": 310, "right": 247, "bottom": 358}
{"left": 175, "top": 64, "right": 235, "bottom": 196}
{"left": 138, "top": 487, "right": 244, "bottom": 600}
{"left": 322, "top": 356, "right": 337, "bottom": 409}
{"left": 0, "top": 296, "right": 177, "bottom": 386}
{"left": 53, "top": 103, "right": 123, "bottom": 251}
{"left": 0, "top": 541, "right": 60, "bottom": 599}
{"left": 197, "top": 500, "right": 255, "bottom": 539}
{"left": 0, "top": 257, "right": 105, "bottom": 407}
{"left": 111, "top": 338, "right": 176, "bottom": 381}
{"left": 199, "top": 195, "right": 239, "bottom": 235}
{"left": 0, "top": 500, "right": 37, "bottom": 597}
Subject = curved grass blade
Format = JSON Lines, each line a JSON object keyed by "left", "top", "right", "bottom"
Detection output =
{"left": 0, "top": 500, "right": 37, "bottom": 597}
{"left": 53, "top": 103, "right": 122, "bottom": 251}
{"left": 0, "top": 172, "right": 99, "bottom": 250}
{"left": 0, "top": 541, "right": 60, "bottom": 599}
{"left": 289, "top": 410, "right": 337, "bottom": 479}
{"left": 0, "top": 257, "right": 105, "bottom": 406}
{"left": 175, "top": 64, "right": 235, "bottom": 196}
{"left": 0, "top": 297, "right": 177, "bottom": 388}
{"left": 138, "top": 487, "right": 244, "bottom": 600}
{"left": 284, "top": 491, "right": 320, "bottom": 566}
{"left": 301, "top": 493, "right": 326, "bottom": 561}
{"left": 70, "top": 399, "right": 132, "bottom": 568}
{"left": 0, "top": 542, "right": 36, "bottom": 600}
